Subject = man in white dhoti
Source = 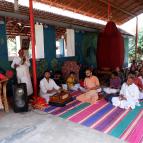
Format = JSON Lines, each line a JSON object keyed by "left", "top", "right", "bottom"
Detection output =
{"left": 40, "top": 70, "right": 61, "bottom": 103}
{"left": 11, "top": 49, "right": 33, "bottom": 96}
{"left": 112, "top": 74, "right": 140, "bottom": 109}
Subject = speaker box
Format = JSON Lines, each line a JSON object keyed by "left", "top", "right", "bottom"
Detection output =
{"left": 13, "top": 83, "right": 28, "bottom": 113}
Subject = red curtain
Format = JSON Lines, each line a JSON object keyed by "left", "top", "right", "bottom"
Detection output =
{"left": 97, "top": 21, "right": 124, "bottom": 70}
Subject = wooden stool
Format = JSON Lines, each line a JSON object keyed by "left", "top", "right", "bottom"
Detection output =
{"left": 0, "top": 79, "right": 9, "bottom": 112}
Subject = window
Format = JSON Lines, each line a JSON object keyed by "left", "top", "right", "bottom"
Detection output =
{"left": 56, "top": 38, "right": 65, "bottom": 58}
{"left": 7, "top": 37, "right": 17, "bottom": 61}
{"left": 56, "top": 27, "right": 75, "bottom": 58}
{"left": 7, "top": 36, "right": 32, "bottom": 61}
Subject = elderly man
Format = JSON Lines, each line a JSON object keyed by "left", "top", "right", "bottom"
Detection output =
{"left": 11, "top": 49, "right": 33, "bottom": 96}
{"left": 112, "top": 74, "right": 140, "bottom": 109}
{"left": 40, "top": 70, "right": 61, "bottom": 103}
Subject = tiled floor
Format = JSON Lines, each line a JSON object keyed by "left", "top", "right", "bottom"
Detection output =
{"left": 0, "top": 109, "right": 126, "bottom": 143}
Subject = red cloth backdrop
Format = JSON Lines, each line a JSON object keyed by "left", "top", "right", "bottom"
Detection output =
{"left": 97, "top": 21, "right": 124, "bottom": 70}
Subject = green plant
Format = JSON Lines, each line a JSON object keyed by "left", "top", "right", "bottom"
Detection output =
{"left": 36, "top": 59, "right": 48, "bottom": 78}
{"left": 51, "top": 58, "right": 58, "bottom": 72}
{"left": 129, "top": 30, "right": 143, "bottom": 62}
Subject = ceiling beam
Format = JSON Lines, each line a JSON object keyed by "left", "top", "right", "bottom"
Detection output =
{"left": 74, "top": 1, "right": 89, "bottom": 12}
{"left": 44, "top": 0, "right": 75, "bottom": 12}
{"left": 66, "top": 0, "right": 75, "bottom": 8}
{"left": 0, "top": 10, "right": 98, "bottom": 32}
{"left": 98, "top": 0, "right": 136, "bottom": 17}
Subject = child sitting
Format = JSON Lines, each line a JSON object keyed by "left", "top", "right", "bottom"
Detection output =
{"left": 62, "top": 72, "right": 85, "bottom": 91}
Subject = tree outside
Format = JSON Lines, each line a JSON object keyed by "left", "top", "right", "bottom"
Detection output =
{"left": 128, "top": 30, "right": 143, "bottom": 64}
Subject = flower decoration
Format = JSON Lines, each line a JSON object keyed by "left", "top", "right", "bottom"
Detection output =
{"left": 5, "top": 70, "right": 14, "bottom": 79}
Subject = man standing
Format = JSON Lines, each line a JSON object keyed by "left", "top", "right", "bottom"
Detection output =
{"left": 112, "top": 74, "right": 140, "bottom": 109}
{"left": 11, "top": 49, "right": 33, "bottom": 96}
{"left": 40, "top": 70, "right": 61, "bottom": 103}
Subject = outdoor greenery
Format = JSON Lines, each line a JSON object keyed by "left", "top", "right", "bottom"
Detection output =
{"left": 7, "top": 38, "right": 17, "bottom": 58}
{"left": 128, "top": 30, "right": 143, "bottom": 62}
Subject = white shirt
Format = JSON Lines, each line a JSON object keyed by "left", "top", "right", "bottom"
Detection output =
{"left": 112, "top": 82, "right": 140, "bottom": 109}
{"left": 11, "top": 56, "right": 33, "bottom": 95}
{"left": 40, "top": 78, "right": 60, "bottom": 96}
{"left": 11, "top": 56, "right": 30, "bottom": 69}
{"left": 120, "top": 83, "right": 139, "bottom": 101}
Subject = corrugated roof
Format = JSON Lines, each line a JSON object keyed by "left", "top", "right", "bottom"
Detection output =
{"left": 0, "top": 1, "right": 134, "bottom": 37}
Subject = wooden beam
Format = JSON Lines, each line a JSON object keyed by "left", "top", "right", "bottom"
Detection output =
{"left": 74, "top": 1, "right": 89, "bottom": 12}
{"left": 41, "top": 1, "right": 76, "bottom": 12}
{"left": 66, "top": 0, "right": 75, "bottom": 7}
{"left": 135, "top": 17, "right": 138, "bottom": 60}
{"left": 98, "top": 0, "right": 136, "bottom": 16}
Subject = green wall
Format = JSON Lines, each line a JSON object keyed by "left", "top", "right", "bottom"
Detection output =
{"left": 0, "top": 19, "right": 11, "bottom": 73}
{"left": 0, "top": 24, "right": 129, "bottom": 76}
{"left": 44, "top": 25, "right": 56, "bottom": 69}
{"left": 75, "top": 31, "right": 99, "bottom": 67}
{"left": 75, "top": 31, "right": 129, "bottom": 68}
{"left": 82, "top": 32, "right": 98, "bottom": 67}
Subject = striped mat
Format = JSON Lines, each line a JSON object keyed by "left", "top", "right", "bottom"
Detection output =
{"left": 43, "top": 91, "right": 143, "bottom": 143}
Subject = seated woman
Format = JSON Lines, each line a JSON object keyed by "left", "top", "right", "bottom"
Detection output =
{"left": 112, "top": 73, "right": 140, "bottom": 109}
{"left": 76, "top": 69, "right": 100, "bottom": 104}
{"left": 40, "top": 70, "right": 61, "bottom": 103}
{"left": 103, "top": 71, "right": 121, "bottom": 94}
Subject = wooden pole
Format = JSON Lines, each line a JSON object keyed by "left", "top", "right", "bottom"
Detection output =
{"left": 135, "top": 17, "right": 138, "bottom": 61}
{"left": 108, "top": 0, "right": 111, "bottom": 21}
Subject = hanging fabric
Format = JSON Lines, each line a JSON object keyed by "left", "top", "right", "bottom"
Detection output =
{"left": 96, "top": 21, "right": 124, "bottom": 70}
{"left": 35, "top": 24, "right": 45, "bottom": 59}
{"left": 96, "top": 0, "right": 124, "bottom": 70}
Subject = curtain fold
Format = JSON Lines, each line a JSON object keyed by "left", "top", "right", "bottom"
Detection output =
{"left": 35, "top": 24, "right": 44, "bottom": 59}
{"left": 66, "top": 29, "right": 75, "bottom": 57}
{"left": 97, "top": 21, "right": 124, "bottom": 70}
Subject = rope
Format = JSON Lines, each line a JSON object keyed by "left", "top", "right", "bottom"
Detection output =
{"left": 108, "top": 0, "right": 111, "bottom": 21}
